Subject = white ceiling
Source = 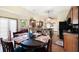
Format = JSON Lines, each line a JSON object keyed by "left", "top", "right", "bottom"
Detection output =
{"left": 0, "top": 6, "right": 71, "bottom": 20}
{"left": 23, "top": 6, "right": 67, "bottom": 15}
{"left": 23, "top": 6, "right": 71, "bottom": 20}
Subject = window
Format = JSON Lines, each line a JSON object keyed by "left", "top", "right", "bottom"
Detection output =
{"left": 9, "top": 19, "right": 17, "bottom": 38}
{"left": 0, "top": 18, "right": 17, "bottom": 39}
{"left": 20, "top": 20, "right": 26, "bottom": 27}
{"left": 0, "top": 19, "right": 8, "bottom": 39}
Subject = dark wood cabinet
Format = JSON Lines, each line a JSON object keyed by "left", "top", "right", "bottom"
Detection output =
{"left": 64, "top": 33, "right": 78, "bottom": 52}
{"left": 67, "top": 6, "right": 78, "bottom": 24}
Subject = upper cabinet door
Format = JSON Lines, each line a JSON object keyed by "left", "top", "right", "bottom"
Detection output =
{"left": 72, "top": 6, "right": 78, "bottom": 24}
{"left": 67, "top": 6, "right": 78, "bottom": 24}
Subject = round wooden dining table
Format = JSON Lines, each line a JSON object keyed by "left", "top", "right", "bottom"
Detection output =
{"left": 20, "top": 39, "right": 46, "bottom": 48}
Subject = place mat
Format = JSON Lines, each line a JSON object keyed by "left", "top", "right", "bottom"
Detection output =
{"left": 55, "top": 40, "right": 63, "bottom": 47}
{"left": 35, "top": 35, "right": 50, "bottom": 43}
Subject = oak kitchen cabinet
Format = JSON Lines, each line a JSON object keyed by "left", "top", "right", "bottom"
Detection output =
{"left": 64, "top": 33, "right": 78, "bottom": 52}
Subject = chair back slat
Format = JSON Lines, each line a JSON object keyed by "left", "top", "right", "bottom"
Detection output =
{"left": 47, "top": 39, "right": 52, "bottom": 52}
{"left": 0, "top": 38, "right": 14, "bottom": 52}
{"left": 13, "top": 29, "right": 28, "bottom": 37}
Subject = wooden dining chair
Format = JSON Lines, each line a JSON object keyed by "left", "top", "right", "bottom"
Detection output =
{"left": 13, "top": 29, "right": 28, "bottom": 37}
{"left": 33, "top": 39, "right": 51, "bottom": 52}
{"left": 47, "top": 28, "right": 53, "bottom": 52}
{"left": 0, "top": 38, "right": 2, "bottom": 44}
{"left": 37, "top": 39, "right": 52, "bottom": 52}
{"left": 46, "top": 39, "right": 52, "bottom": 52}
{"left": 0, "top": 38, "right": 14, "bottom": 52}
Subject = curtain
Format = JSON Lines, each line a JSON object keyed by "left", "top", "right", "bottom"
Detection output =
{"left": 0, "top": 18, "right": 17, "bottom": 40}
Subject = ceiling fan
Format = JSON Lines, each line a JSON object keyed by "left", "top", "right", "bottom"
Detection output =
{"left": 48, "top": 17, "right": 55, "bottom": 19}
{"left": 45, "top": 10, "right": 56, "bottom": 19}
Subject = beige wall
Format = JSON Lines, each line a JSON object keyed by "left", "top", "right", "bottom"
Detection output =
{"left": 0, "top": 10, "right": 19, "bottom": 19}
{"left": 0, "top": 6, "right": 71, "bottom": 32}
{"left": 0, "top": 9, "right": 31, "bottom": 31}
